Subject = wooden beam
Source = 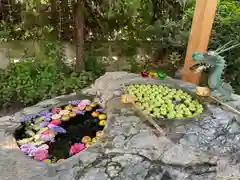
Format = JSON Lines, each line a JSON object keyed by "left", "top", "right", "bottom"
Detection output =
{"left": 181, "top": 0, "right": 218, "bottom": 84}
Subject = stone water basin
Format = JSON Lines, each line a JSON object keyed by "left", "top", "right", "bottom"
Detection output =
{"left": 14, "top": 100, "right": 107, "bottom": 164}
{"left": 123, "top": 82, "right": 209, "bottom": 127}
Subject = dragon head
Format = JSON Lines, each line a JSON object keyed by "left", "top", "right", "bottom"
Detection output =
{"left": 190, "top": 41, "right": 240, "bottom": 72}
{"left": 190, "top": 51, "right": 218, "bottom": 72}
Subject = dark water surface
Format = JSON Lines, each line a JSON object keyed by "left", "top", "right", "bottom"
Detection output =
{"left": 14, "top": 105, "right": 104, "bottom": 161}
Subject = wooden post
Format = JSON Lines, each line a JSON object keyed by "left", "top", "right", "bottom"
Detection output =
{"left": 181, "top": 0, "right": 218, "bottom": 84}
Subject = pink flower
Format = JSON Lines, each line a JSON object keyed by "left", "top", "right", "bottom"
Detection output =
{"left": 50, "top": 120, "right": 61, "bottom": 125}
{"left": 78, "top": 103, "right": 86, "bottom": 110}
{"left": 52, "top": 108, "right": 61, "bottom": 113}
{"left": 81, "top": 99, "right": 91, "bottom": 105}
{"left": 69, "top": 143, "right": 85, "bottom": 155}
{"left": 42, "top": 129, "right": 54, "bottom": 135}
{"left": 34, "top": 149, "right": 48, "bottom": 161}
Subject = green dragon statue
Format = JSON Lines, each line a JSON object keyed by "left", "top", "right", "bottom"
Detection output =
{"left": 190, "top": 41, "right": 240, "bottom": 102}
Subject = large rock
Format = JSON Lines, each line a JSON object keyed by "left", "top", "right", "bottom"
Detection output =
{"left": 1, "top": 72, "right": 240, "bottom": 180}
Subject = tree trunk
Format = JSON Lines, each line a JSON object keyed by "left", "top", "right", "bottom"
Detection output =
{"left": 75, "top": 0, "right": 85, "bottom": 72}
{"left": 61, "top": 0, "right": 70, "bottom": 40}
{"left": 50, "top": 0, "right": 58, "bottom": 27}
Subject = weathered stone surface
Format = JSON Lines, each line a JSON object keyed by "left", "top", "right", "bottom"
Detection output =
{"left": 1, "top": 72, "right": 240, "bottom": 180}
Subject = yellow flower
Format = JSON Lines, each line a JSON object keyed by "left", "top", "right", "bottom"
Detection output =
{"left": 99, "top": 120, "right": 106, "bottom": 126}
{"left": 92, "top": 137, "right": 98, "bottom": 143}
{"left": 98, "top": 114, "right": 106, "bottom": 120}
{"left": 43, "top": 159, "right": 52, "bottom": 164}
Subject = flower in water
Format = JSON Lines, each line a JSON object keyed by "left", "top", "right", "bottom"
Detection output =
{"left": 19, "top": 114, "right": 37, "bottom": 123}
{"left": 38, "top": 144, "right": 49, "bottom": 150}
{"left": 34, "top": 148, "right": 48, "bottom": 161}
{"left": 44, "top": 116, "right": 51, "bottom": 122}
{"left": 39, "top": 121, "right": 49, "bottom": 128}
{"left": 39, "top": 134, "right": 55, "bottom": 142}
{"left": 42, "top": 129, "right": 54, "bottom": 135}
{"left": 69, "top": 143, "right": 85, "bottom": 155}
{"left": 46, "top": 112, "right": 54, "bottom": 117}
{"left": 81, "top": 99, "right": 91, "bottom": 106}
{"left": 52, "top": 107, "right": 61, "bottom": 113}
{"left": 69, "top": 100, "right": 82, "bottom": 106}
{"left": 95, "top": 108, "right": 104, "bottom": 113}
{"left": 50, "top": 120, "right": 61, "bottom": 125}
{"left": 39, "top": 110, "right": 50, "bottom": 116}
{"left": 78, "top": 103, "right": 86, "bottom": 110}
{"left": 48, "top": 124, "right": 67, "bottom": 134}
{"left": 20, "top": 143, "right": 37, "bottom": 155}
{"left": 72, "top": 109, "right": 85, "bottom": 115}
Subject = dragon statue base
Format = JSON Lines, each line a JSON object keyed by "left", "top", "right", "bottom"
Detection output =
{"left": 190, "top": 41, "right": 240, "bottom": 102}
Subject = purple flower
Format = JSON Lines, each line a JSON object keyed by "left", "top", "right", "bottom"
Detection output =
{"left": 95, "top": 108, "right": 104, "bottom": 113}
{"left": 39, "top": 110, "right": 50, "bottom": 116}
{"left": 72, "top": 110, "right": 85, "bottom": 115}
{"left": 20, "top": 143, "right": 37, "bottom": 156}
{"left": 48, "top": 124, "right": 67, "bottom": 134}
{"left": 39, "top": 134, "right": 55, "bottom": 142}
{"left": 69, "top": 100, "right": 82, "bottom": 106}
{"left": 19, "top": 114, "right": 38, "bottom": 123}
{"left": 46, "top": 112, "right": 54, "bottom": 117}
{"left": 39, "top": 121, "right": 49, "bottom": 128}
{"left": 44, "top": 116, "right": 51, "bottom": 121}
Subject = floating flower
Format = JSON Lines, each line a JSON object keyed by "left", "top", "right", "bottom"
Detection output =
{"left": 59, "top": 110, "right": 70, "bottom": 116}
{"left": 39, "top": 134, "right": 55, "bottom": 142}
{"left": 72, "top": 107, "right": 79, "bottom": 111}
{"left": 62, "top": 115, "right": 70, "bottom": 121}
{"left": 39, "top": 110, "right": 50, "bottom": 116}
{"left": 42, "top": 129, "right": 54, "bottom": 135}
{"left": 42, "top": 159, "right": 52, "bottom": 164}
{"left": 48, "top": 124, "right": 67, "bottom": 134}
{"left": 69, "top": 143, "right": 85, "bottom": 155}
{"left": 81, "top": 136, "right": 91, "bottom": 144}
{"left": 19, "top": 114, "right": 37, "bottom": 123}
{"left": 72, "top": 110, "right": 85, "bottom": 115}
{"left": 34, "top": 149, "right": 48, "bottom": 161}
{"left": 81, "top": 99, "right": 91, "bottom": 106}
{"left": 39, "top": 121, "right": 49, "bottom": 128}
{"left": 98, "top": 114, "right": 107, "bottom": 120}
{"left": 65, "top": 105, "right": 73, "bottom": 110}
{"left": 92, "top": 137, "right": 98, "bottom": 143}
{"left": 85, "top": 106, "right": 93, "bottom": 111}
{"left": 96, "top": 131, "right": 104, "bottom": 137}
{"left": 78, "top": 103, "right": 86, "bottom": 110}
{"left": 44, "top": 116, "right": 51, "bottom": 122}
{"left": 52, "top": 108, "right": 61, "bottom": 113}
{"left": 90, "top": 103, "right": 97, "bottom": 107}
{"left": 69, "top": 112, "right": 76, "bottom": 118}
{"left": 38, "top": 144, "right": 49, "bottom": 150}
{"left": 99, "top": 120, "right": 106, "bottom": 126}
{"left": 50, "top": 120, "right": 61, "bottom": 125}
{"left": 68, "top": 100, "right": 82, "bottom": 106}
{"left": 91, "top": 111, "right": 99, "bottom": 117}
{"left": 51, "top": 114, "right": 61, "bottom": 120}
{"left": 20, "top": 143, "right": 37, "bottom": 155}
{"left": 95, "top": 108, "right": 104, "bottom": 113}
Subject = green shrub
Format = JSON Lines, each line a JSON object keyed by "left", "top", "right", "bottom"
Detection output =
{"left": 0, "top": 60, "right": 95, "bottom": 107}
